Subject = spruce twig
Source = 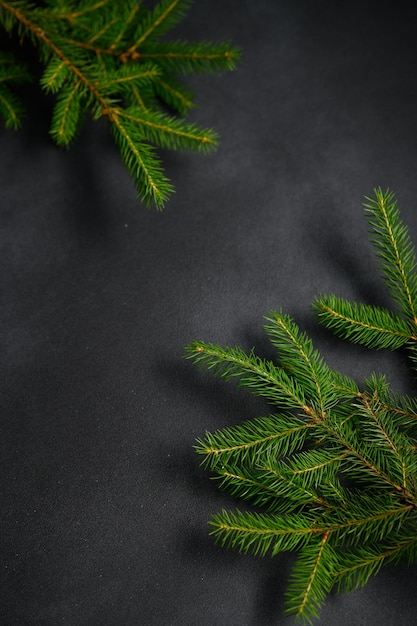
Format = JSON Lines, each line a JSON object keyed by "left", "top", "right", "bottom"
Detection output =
{"left": 0, "top": 0, "right": 240, "bottom": 209}
{"left": 186, "top": 188, "right": 417, "bottom": 623}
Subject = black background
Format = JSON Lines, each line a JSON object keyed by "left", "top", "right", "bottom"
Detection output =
{"left": 2, "top": 1, "right": 417, "bottom": 624}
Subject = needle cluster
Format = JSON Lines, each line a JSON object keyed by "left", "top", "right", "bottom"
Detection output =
{"left": 0, "top": 0, "right": 240, "bottom": 208}
{"left": 185, "top": 188, "right": 417, "bottom": 623}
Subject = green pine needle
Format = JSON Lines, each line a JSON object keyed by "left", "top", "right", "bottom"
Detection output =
{"left": 313, "top": 295, "right": 414, "bottom": 349}
{"left": 194, "top": 412, "right": 311, "bottom": 470}
{"left": 0, "top": 0, "right": 240, "bottom": 208}
{"left": 112, "top": 117, "right": 174, "bottom": 210}
{"left": 50, "top": 79, "right": 86, "bottom": 146}
{"left": 285, "top": 535, "right": 336, "bottom": 624}
{"left": 185, "top": 340, "right": 308, "bottom": 411}
{"left": 364, "top": 187, "right": 417, "bottom": 322}
{"left": 0, "top": 50, "right": 31, "bottom": 128}
{"left": 186, "top": 188, "right": 417, "bottom": 623}
{"left": 0, "top": 84, "right": 25, "bottom": 129}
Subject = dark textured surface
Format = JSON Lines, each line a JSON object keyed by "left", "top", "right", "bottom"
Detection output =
{"left": 2, "top": 2, "right": 417, "bottom": 624}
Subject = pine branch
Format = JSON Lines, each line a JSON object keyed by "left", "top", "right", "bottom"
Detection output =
{"left": 208, "top": 509, "right": 320, "bottom": 558}
{"left": 263, "top": 310, "right": 343, "bottom": 414}
{"left": 335, "top": 527, "right": 417, "bottom": 592}
{"left": 285, "top": 534, "right": 335, "bottom": 624}
{"left": 187, "top": 188, "right": 417, "bottom": 622}
{"left": 50, "top": 79, "right": 86, "bottom": 145}
{"left": 0, "top": 0, "right": 240, "bottom": 209}
{"left": 112, "top": 116, "right": 174, "bottom": 209}
{"left": 185, "top": 341, "right": 311, "bottom": 413}
{"left": 122, "top": 0, "right": 194, "bottom": 57}
{"left": 313, "top": 295, "right": 414, "bottom": 349}
{"left": 118, "top": 105, "right": 218, "bottom": 152}
{"left": 152, "top": 73, "right": 195, "bottom": 115}
{"left": 210, "top": 464, "right": 325, "bottom": 515}
{"left": 0, "top": 51, "right": 31, "bottom": 128}
{"left": 364, "top": 187, "right": 417, "bottom": 323}
{"left": 132, "top": 40, "right": 240, "bottom": 74}
{"left": 194, "top": 412, "right": 312, "bottom": 469}
{"left": 0, "top": 84, "right": 25, "bottom": 129}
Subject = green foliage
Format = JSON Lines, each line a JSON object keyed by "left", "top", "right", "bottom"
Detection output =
{"left": 185, "top": 188, "right": 417, "bottom": 623}
{"left": 0, "top": 51, "right": 31, "bottom": 128}
{"left": 0, "top": 0, "right": 240, "bottom": 209}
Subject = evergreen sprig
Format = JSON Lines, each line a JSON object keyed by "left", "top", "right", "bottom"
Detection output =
{"left": 0, "top": 0, "right": 240, "bottom": 208}
{"left": 185, "top": 188, "right": 417, "bottom": 623}
{"left": 0, "top": 50, "right": 31, "bottom": 128}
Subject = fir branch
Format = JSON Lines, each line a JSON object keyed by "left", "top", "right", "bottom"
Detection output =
{"left": 94, "top": 62, "right": 161, "bottom": 92}
{"left": 107, "top": 1, "right": 140, "bottom": 51}
{"left": 313, "top": 295, "right": 414, "bottom": 349}
{"left": 210, "top": 464, "right": 327, "bottom": 515}
{"left": 0, "top": 51, "right": 31, "bottom": 128}
{"left": 364, "top": 187, "right": 417, "bottom": 324}
{"left": 119, "top": 105, "right": 218, "bottom": 153}
{"left": 0, "top": 0, "right": 240, "bottom": 208}
{"left": 122, "top": 0, "right": 193, "bottom": 58}
{"left": 261, "top": 456, "right": 346, "bottom": 513}
{"left": 152, "top": 73, "right": 195, "bottom": 115}
{"left": 335, "top": 526, "right": 417, "bottom": 592}
{"left": 0, "top": 83, "right": 25, "bottom": 129}
{"left": 285, "top": 533, "right": 334, "bottom": 624}
{"left": 263, "top": 310, "right": 341, "bottom": 414}
{"left": 209, "top": 509, "right": 321, "bottom": 558}
{"left": 185, "top": 341, "right": 311, "bottom": 413}
{"left": 187, "top": 188, "right": 417, "bottom": 622}
{"left": 50, "top": 79, "right": 86, "bottom": 145}
{"left": 40, "top": 56, "right": 71, "bottom": 93}
{"left": 133, "top": 40, "right": 241, "bottom": 74}
{"left": 194, "top": 412, "right": 312, "bottom": 470}
{"left": 279, "top": 448, "right": 346, "bottom": 489}
{"left": 112, "top": 116, "right": 174, "bottom": 209}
